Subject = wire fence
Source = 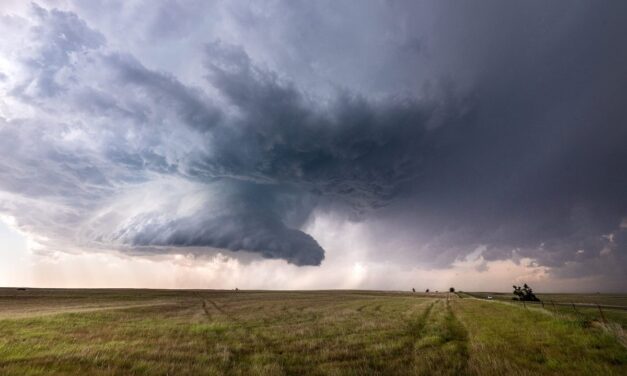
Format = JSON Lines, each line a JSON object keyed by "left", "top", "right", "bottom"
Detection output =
{"left": 458, "top": 292, "right": 627, "bottom": 327}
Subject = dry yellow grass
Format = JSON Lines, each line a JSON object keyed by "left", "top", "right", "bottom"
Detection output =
{"left": 0, "top": 289, "right": 625, "bottom": 375}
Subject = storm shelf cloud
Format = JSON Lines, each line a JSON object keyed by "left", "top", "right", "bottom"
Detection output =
{"left": 0, "top": 1, "right": 626, "bottom": 288}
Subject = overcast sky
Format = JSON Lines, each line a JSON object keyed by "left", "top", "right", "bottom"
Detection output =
{"left": 0, "top": 1, "right": 625, "bottom": 291}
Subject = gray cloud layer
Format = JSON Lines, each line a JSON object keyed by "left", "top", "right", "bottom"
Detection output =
{"left": 0, "top": 2, "right": 625, "bottom": 283}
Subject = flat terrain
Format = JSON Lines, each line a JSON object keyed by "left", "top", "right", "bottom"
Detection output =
{"left": 464, "top": 292, "right": 627, "bottom": 329}
{"left": 0, "top": 289, "right": 625, "bottom": 375}
{"left": 466, "top": 291, "right": 627, "bottom": 307}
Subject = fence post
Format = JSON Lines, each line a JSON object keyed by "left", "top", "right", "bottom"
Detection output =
{"left": 541, "top": 300, "right": 545, "bottom": 309}
{"left": 551, "top": 300, "right": 557, "bottom": 315}
{"left": 597, "top": 304, "right": 607, "bottom": 325}
{"left": 522, "top": 300, "right": 526, "bottom": 309}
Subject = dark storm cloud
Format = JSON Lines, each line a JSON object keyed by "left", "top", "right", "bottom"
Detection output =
{"left": 352, "top": 1, "right": 627, "bottom": 282}
{"left": 0, "top": 2, "right": 626, "bottom": 279}
{"left": 109, "top": 180, "right": 325, "bottom": 266}
{"left": 96, "top": 42, "right": 460, "bottom": 265}
{"left": 0, "top": 4, "right": 454, "bottom": 266}
{"left": 197, "top": 41, "right": 465, "bottom": 213}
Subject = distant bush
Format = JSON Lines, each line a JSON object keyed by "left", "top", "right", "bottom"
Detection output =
{"left": 512, "top": 283, "right": 539, "bottom": 301}
{"left": 449, "top": 287, "right": 455, "bottom": 293}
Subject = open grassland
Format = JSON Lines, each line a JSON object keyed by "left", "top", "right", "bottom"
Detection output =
{"left": 462, "top": 292, "right": 627, "bottom": 329}
{"left": 0, "top": 289, "right": 625, "bottom": 375}
{"left": 466, "top": 292, "right": 627, "bottom": 307}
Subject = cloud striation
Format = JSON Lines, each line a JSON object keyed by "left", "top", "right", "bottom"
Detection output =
{"left": 0, "top": 2, "right": 625, "bottom": 286}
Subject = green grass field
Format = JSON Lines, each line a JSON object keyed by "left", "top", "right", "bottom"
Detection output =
{"left": 462, "top": 291, "right": 627, "bottom": 329}
{"left": 465, "top": 292, "right": 627, "bottom": 307}
{"left": 0, "top": 289, "right": 625, "bottom": 375}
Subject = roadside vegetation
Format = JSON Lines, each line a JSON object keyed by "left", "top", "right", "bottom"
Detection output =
{"left": 0, "top": 289, "right": 625, "bottom": 375}
{"left": 463, "top": 291, "right": 627, "bottom": 329}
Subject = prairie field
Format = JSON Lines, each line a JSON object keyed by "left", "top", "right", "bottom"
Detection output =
{"left": 0, "top": 289, "right": 625, "bottom": 375}
{"left": 463, "top": 291, "right": 627, "bottom": 329}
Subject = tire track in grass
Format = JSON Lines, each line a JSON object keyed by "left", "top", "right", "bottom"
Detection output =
{"left": 409, "top": 302, "right": 435, "bottom": 337}
{"left": 193, "top": 293, "right": 244, "bottom": 372}
{"left": 205, "top": 298, "right": 227, "bottom": 317}
{"left": 195, "top": 294, "right": 232, "bottom": 321}
{"left": 193, "top": 292, "right": 212, "bottom": 320}
{"left": 405, "top": 300, "right": 470, "bottom": 374}
{"left": 200, "top": 300, "right": 212, "bottom": 319}
{"left": 404, "top": 301, "right": 435, "bottom": 368}
{"left": 195, "top": 293, "right": 285, "bottom": 374}
{"left": 443, "top": 301, "right": 470, "bottom": 375}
